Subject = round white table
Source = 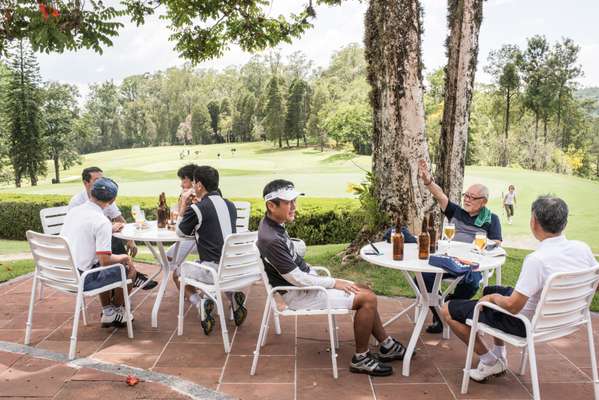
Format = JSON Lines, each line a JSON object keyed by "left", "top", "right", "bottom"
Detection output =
{"left": 360, "top": 240, "right": 506, "bottom": 376}
{"left": 114, "top": 221, "right": 194, "bottom": 328}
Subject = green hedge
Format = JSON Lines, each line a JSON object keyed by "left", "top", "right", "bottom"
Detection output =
{"left": 0, "top": 193, "right": 363, "bottom": 245}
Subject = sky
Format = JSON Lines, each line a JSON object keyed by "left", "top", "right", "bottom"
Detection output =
{"left": 37, "top": 0, "right": 599, "bottom": 100}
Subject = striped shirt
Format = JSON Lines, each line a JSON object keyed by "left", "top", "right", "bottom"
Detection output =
{"left": 176, "top": 191, "right": 237, "bottom": 263}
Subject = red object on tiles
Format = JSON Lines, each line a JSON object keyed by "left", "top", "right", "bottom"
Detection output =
{"left": 126, "top": 375, "right": 140, "bottom": 386}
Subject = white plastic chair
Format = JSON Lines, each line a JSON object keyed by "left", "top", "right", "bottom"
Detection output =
{"left": 233, "top": 201, "right": 251, "bottom": 233}
{"left": 177, "top": 231, "right": 262, "bottom": 353}
{"left": 461, "top": 266, "right": 599, "bottom": 400}
{"left": 24, "top": 230, "right": 134, "bottom": 360}
{"left": 250, "top": 261, "right": 350, "bottom": 379}
{"left": 38, "top": 206, "right": 69, "bottom": 299}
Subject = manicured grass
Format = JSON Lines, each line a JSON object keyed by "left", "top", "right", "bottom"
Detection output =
{"left": 0, "top": 259, "right": 35, "bottom": 283}
{"left": 0, "top": 240, "right": 30, "bottom": 255}
{"left": 1, "top": 143, "right": 598, "bottom": 250}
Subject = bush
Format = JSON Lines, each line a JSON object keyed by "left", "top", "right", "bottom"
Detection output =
{"left": 0, "top": 193, "right": 363, "bottom": 245}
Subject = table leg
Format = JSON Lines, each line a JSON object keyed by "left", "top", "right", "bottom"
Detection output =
{"left": 496, "top": 265, "right": 502, "bottom": 286}
{"left": 382, "top": 270, "right": 421, "bottom": 328}
{"left": 402, "top": 272, "right": 443, "bottom": 377}
{"left": 149, "top": 242, "right": 173, "bottom": 328}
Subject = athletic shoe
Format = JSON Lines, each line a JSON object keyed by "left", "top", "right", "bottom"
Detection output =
{"left": 469, "top": 359, "right": 507, "bottom": 382}
{"left": 349, "top": 352, "right": 393, "bottom": 376}
{"left": 232, "top": 291, "right": 248, "bottom": 326}
{"left": 133, "top": 272, "right": 158, "bottom": 290}
{"left": 101, "top": 307, "right": 131, "bottom": 328}
{"left": 198, "top": 298, "right": 216, "bottom": 335}
{"left": 378, "top": 338, "right": 407, "bottom": 362}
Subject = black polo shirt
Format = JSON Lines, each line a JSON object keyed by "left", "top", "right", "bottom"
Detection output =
{"left": 444, "top": 201, "right": 502, "bottom": 243}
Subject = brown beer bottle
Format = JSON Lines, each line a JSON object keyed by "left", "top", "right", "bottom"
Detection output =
{"left": 157, "top": 192, "right": 170, "bottom": 228}
{"left": 392, "top": 220, "right": 404, "bottom": 261}
{"left": 428, "top": 213, "right": 438, "bottom": 253}
{"left": 418, "top": 215, "right": 430, "bottom": 260}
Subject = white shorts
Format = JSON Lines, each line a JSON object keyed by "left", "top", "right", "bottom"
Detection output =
{"left": 178, "top": 260, "right": 219, "bottom": 284}
{"left": 282, "top": 288, "right": 355, "bottom": 311}
{"left": 168, "top": 241, "right": 197, "bottom": 269}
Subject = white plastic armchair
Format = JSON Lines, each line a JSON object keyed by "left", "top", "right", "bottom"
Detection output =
{"left": 461, "top": 266, "right": 599, "bottom": 400}
{"left": 250, "top": 262, "right": 349, "bottom": 379}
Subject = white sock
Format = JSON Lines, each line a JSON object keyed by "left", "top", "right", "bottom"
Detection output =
{"left": 189, "top": 293, "right": 201, "bottom": 305}
{"left": 492, "top": 345, "right": 506, "bottom": 360}
{"left": 103, "top": 305, "right": 115, "bottom": 316}
{"left": 480, "top": 351, "right": 498, "bottom": 366}
{"left": 381, "top": 336, "right": 395, "bottom": 350}
{"left": 354, "top": 350, "right": 369, "bottom": 360}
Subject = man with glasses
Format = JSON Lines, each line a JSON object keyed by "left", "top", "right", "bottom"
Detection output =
{"left": 417, "top": 160, "right": 503, "bottom": 334}
{"left": 257, "top": 179, "right": 407, "bottom": 376}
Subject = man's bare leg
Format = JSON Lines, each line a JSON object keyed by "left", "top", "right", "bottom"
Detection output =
{"left": 441, "top": 304, "right": 490, "bottom": 356}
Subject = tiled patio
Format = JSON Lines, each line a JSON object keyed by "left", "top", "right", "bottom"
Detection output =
{"left": 1, "top": 262, "right": 598, "bottom": 399}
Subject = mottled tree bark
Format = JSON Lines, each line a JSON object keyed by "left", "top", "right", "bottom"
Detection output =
{"left": 343, "top": 0, "right": 432, "bottom": 260}
{"left": 436, "top": 0, "right": 484, "bottom": 204}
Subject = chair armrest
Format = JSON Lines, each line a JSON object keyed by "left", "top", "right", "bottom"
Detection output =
{"left": 179, "top": 261, "right": 218, "bottom": 282}
{"left": 311, "top": 266, "right": 331, "bottom": 277}
{"left": 79, "top": 263, "right": 128, "bottom": 290}
{"left": 472, "top": 301, "right": 532, "bottom": 330}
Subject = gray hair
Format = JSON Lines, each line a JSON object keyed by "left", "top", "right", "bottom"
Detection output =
{"left": 471, "top": 184, "right": 489, "bottom": 199}
{"left": 531, "top": 195, "right": 568, "bottom": 234}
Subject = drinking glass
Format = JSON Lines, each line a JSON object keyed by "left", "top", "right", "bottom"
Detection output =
{"left": 474, "top": 232, "right": 487, "bottom": 254}
{"left": 170, "top": 204, "right": 179, "bottom": 224}
{"left": 135, "top": 210, "right": 146, "bottom": 229}
{"left": 443, "top": 223, "right": 456, "bottom": 254}
{"left": 131, "top": 204, "right": 141, "bottom": 221}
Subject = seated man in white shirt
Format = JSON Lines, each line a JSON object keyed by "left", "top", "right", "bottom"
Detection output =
{"left": 61, "top": 178, "right": 139, "bottom": 327}
{"left": 441, "top": 195, "right": 599, "bottom": 382}
{"left": 256, "top": 179, "right": 407, "bottom": 377}
{"left": 68, "top": 166, "right": 156, "bottom": 290}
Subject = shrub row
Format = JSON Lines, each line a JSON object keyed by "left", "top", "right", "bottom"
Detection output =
{"left": 0, "top": 193, "right": 364, "bottom": 245}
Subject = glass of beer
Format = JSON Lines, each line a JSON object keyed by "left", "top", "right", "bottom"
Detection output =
{"left": 474, "top": 232, "right": 487, "bottom": 254}
{"left": 135, "top": 210, "right": 146, "bottom": 229}
{"left": 170, "top": 204, "right": 179, "bottom": 225}
{"left": 443, "top": 223, "right": 456, "bottom": 254}
{"left": 131, "top": 204, "right": 141, "bottom": 221}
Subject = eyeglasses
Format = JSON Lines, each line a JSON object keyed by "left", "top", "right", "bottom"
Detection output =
{"left": 462, "top": 192, "right": 486, "bottom": 201}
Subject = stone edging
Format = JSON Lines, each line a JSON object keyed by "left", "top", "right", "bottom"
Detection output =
{"left": 0, "top": 340, "right": 235, "bottom": 400}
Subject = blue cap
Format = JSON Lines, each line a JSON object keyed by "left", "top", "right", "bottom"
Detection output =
{"left": 91, "top": 177, "right": 119, "bottom": 201}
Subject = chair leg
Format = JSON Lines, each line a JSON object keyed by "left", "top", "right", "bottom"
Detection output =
{"left": 519, "top": 347, "right": 528, "bottom": 375}
{"left": 69, "top": 293, "right": 83, "bottom": 360}
{"left": 327, "top": 313, "right": 339, "bottom": 379}
{"left": 332, "top": 315, "right": 339, "bottom": 349}
{"left": 24, "top": 275, "right": 38, "bottom": 345}
{"left": 122, "top": 282, "right": 134, "bottom": 339}
{"left": 460, "top": 324, "right": 478, "bottom": 394}
{"left": 216, "top": 292, "right": 230, "bottom": 353}
{"left": 251, "top": 293, "right": 273, "bottom": 376}
{"left": 177, "top": 279, "right": 186, "bottom": 336}
{"left": 585, "top": 316, "right": 599, "bottom": 400}
{"left": 81, "top": 296, "right": 88, "bottom": 326}
{"left": 527, "top": 340, "right": 540, "bottom": 400}
{"left": 273, "top": 302, "right": 282, "bottom": 335}
{"left": 38, "top": 282, "right": 44, "bottom": 301}
{"left": 261, "top": 301, "right": 272, "bottom": 347}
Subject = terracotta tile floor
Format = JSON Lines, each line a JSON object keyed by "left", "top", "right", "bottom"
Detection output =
{"left": 1, "top": 263, "right": 598, "bottom": 399}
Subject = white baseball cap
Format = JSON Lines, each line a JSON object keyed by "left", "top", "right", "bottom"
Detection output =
{"left": 264, "top": 185, "right": 305, "bottom": 201}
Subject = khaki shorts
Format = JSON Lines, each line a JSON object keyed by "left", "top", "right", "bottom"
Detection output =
{"left": 178, "top": 260, "right": 219, "bottom": 284}
{"left": 282, "top": 288, "right": 355, "bottom": 311}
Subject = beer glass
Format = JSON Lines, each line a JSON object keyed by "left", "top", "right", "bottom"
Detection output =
{"left": 443, "top": 223, "right": 456, "bottom": 253}
{"left": 135, "top": 210, "right": 146, "bottom": 229}
{"left": 474, "top": 232, "right": 487, "bottom": 254}
{"left": 170, "top": 204, "right": 179, "bottom": 224}
{"left": 131, "top": 204, "right": 141, "bottom": 221}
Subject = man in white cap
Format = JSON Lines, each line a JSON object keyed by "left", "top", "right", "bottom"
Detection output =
{"left": 256, "top": 179, "right": 407, "bottom": 377}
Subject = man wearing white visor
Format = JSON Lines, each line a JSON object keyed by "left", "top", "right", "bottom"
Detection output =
{"left": 257, "top": 179, "right": 407, "bottom": 377}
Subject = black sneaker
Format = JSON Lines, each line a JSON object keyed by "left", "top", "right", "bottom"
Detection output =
{"left": 349, "top": 352, "right": 393, "bottom": 376}
{"left": 100, "top": 308, "right": 129, "bottom": 328}
{"left": 198, "top": 299, "right": 215, "bottom": 335}
{"left": 232, "top": 292, "right": 247, "bottom": 326}
{"left": 133, "top": 272, "right": 158, "bottom": 290}
{"left": 425, "top": 319, "right": 443, "bottom": 334}
{"left": 378, "top": 338, "right": 407, "bottom": 362}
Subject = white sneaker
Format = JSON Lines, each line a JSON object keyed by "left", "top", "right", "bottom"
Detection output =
{"left": 469, "top": 359, "right": 507, "bottom": 382}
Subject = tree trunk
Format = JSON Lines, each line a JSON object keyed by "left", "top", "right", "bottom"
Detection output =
{"left": 436, "top": 0, "right": 484, "bottom": 204}
{"left": 502, "top": 88, "right": 511, "bottom": 167}
{"left": 367, "top": 1, "right": 431, "bottom": 225}
{"left": 53, "top": 154, "right": 60, "bottom": 183}
{"left": 278, "top": 134, "right": 282, "bottom": 148}
{"left": 543, "top": 117, "right": 548, "bottom": 144}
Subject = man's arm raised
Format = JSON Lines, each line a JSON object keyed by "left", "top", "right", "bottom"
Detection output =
{"left": 418, "top": 159, "right": 449, "bottom": 211}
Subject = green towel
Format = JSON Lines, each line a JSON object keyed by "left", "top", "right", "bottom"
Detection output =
{"left": 474, "top": 207, "right": 492, "bottom": 227}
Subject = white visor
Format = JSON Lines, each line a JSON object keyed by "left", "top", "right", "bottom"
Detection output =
{"left": 264, "top": 186, "right": 305, "bottom": 201}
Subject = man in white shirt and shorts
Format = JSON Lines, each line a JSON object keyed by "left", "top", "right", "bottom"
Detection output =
{"left": 441, "top": 195, "right": 598, "bottom": 382}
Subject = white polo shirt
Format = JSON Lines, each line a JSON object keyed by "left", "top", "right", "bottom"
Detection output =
{"left": 68, "top": 189, "right": 121, "bottom": 220}
{"left": 60, "top": 201, "right": 113, "bottom": 271}
{"left": 515, "top": 235, "right": 598, "bottom": 319}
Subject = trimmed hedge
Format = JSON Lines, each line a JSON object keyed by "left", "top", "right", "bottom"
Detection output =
{"left": 0, "top": 193, "right": 363, "bottom": 245}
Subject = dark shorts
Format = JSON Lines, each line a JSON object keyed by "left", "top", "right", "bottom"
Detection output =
{"left": 79, "top": 263, "right": 125, "bottom": 292}
{"left": 448, "top": 286, "right": 526, "bottom": 337}
{"left": 504, "top": 204, "right": 514, "bottom": 217}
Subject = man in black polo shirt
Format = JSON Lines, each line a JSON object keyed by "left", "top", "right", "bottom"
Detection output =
{"left": 257, "top": 179, "right": 407, "bottom": 377}
{"left": 418, "top": 160, "right": 503, "bottom": 334}
{"left": 176, "top": 165, "right": 244, "bottom": 335}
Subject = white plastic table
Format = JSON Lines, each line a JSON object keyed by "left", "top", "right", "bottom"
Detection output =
{"left": 114, "top": 221, "right": 194, "bottom": 328}
{"left": 360, "top": 240, "right": 506, "bottom": 376}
